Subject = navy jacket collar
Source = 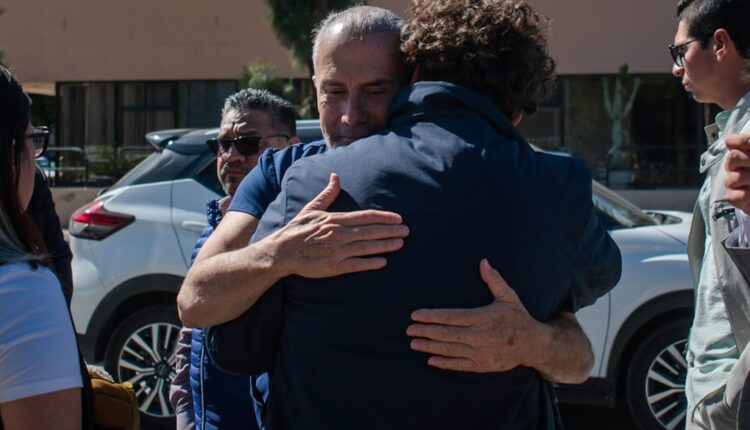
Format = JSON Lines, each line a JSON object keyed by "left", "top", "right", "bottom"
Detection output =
{"left": 388, "top": 81, "right": 525, "bottom": 144}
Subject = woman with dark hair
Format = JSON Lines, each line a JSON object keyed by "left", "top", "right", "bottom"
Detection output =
{"left": 0, "top": 66, "right": 83, "bottom": 429}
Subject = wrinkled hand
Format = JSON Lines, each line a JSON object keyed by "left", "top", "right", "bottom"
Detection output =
{"left": 407, "top": 259, "right": 545, "bottom": 373}
{"left": 725, "top": 134, "right": 750, "bottom": 214}
{"left": 267, "top": 173, "right": 409, "bottom": 278}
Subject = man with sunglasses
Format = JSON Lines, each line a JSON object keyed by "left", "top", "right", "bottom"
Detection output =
{"left": 668, "top": 0, "right": 750, "bottom": 427}
{"left": 170, "top": 88, "right": 302, "bottom": 430}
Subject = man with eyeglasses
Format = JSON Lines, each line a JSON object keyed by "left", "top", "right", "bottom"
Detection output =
{"left": 669, "top": 0, "right": 750, "bottom": 427}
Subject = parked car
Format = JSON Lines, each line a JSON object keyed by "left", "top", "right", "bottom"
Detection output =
{"left": 69, "top": 121, "right": 692, "bottom": 429}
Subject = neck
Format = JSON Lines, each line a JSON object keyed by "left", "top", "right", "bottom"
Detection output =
{"left": 717, "top": 82, "right": 750, "bottom": 111}
{"left": 716, "top": 60, "right": 750, "bottom": 110}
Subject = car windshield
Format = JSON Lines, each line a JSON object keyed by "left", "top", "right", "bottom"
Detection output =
{"left": 593, "top": 181, "right": 656, "bottom": 229}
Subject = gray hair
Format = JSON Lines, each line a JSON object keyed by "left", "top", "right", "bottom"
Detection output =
{"left": 311, "top": 5, "right": 403, "bottom": 72}
{"left": 221, "top": 88, "right": 297, "bottom": 136}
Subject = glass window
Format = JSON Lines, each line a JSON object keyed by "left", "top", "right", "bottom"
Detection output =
{"left": 518, "top": 74, "right": 706, "bottom": 189}
{"left": 59, "top": 83, "right": 116, "bottom": 151}
{"left": 193, "top": 157, "right": 224, "bottom": 196}
{"left": 177, "top": 81, "right": 237, "bottom": 128}
{"left": 118, "top": 82, "right": 177, "bottom": 147}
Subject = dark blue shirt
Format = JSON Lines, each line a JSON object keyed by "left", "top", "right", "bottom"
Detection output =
{"left": 229, "top": 141, "right": 328, "bottom": 218}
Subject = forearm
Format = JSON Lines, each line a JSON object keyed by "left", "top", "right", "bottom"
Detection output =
{"left": 0, "top": 388, "right": 82, "bottom": 430}
{"left": 178, "top": 237, "right": 286, "bottom": 327}
{"left": 524, "top": 312, "right": 594, "bottom": 384}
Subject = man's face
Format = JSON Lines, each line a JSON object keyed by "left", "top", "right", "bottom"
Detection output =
{"left": 672, "top": 20, "right": 720, "bottom": 104}
{"left": 216, "top": 108, "right": 289, "bottom": 195}
{"left": 313, "top": 29, "right": 408, "bottom": 148}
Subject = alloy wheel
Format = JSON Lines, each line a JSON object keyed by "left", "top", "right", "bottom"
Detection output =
{"left": 115, "top": 322, "right": 180, "bottom": 419}
{"left": 644, "top": 339, "right": 688, "bottom": 429}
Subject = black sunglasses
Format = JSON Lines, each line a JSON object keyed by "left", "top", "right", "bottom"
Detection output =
{"left": 668, "top": 39, "right": 699, "bottom": 68}
{"left": 26, "top": 126, "right": 50, "bottom": 159}
{"left": 206, "top": 134, "right": 289, "bottom": 157}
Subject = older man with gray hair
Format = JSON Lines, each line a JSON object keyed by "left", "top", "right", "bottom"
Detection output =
{"left": 179, "top": 5, "right": 613, "bottom": 428}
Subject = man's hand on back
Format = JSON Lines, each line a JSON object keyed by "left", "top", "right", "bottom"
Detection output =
{"left": 178, "top": 173, "right": 409, "bottom": 327}
{"left": 264, "top": 173, "right": 410, "bottom": 278}
{"left": 407, "top": 259, "right": 594, "bottom": 383}
{"left": 725, "top": 134, "right": 750, "bottom": 213}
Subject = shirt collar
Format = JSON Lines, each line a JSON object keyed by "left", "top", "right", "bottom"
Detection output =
{"left": 700, "top": 90, "right": 750, "bottom": 174}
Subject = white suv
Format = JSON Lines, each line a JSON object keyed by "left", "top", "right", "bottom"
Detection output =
{"left": 69, "top": 121, "right": 693, "bottom": 430}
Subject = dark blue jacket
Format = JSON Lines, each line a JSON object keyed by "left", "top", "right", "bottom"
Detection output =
{"left": 189, "top": 200, "right": 257, "bottom": 430}
{"left": 250, "top": 82, "right": 621, "bottom": 429}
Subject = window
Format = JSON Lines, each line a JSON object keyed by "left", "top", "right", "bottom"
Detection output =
{"left": 193, "top": 157, "right": 224, "bottom": 196}
{"left": 178, "top": 81, "right": 237, "bottom": 128}
{"left": 59, "top": 80, "right": 237, "bottom": 151}
{"left": 517, "top": 74, "right": 706, "bottom": 189}
{"left": 119, "top": 82, "right": 177, "bottom": 147}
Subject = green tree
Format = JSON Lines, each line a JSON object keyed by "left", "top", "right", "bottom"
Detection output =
{"left": 603, "top": 64, "right": 641, "bottom": 153}
{"left": 239, "top": 60, "right": 312, "bottom": 118}
{"left": 265, "top": 0, "right": 363, "bottom": 76}
{"left": 240, "top": 60, "right": 291, "bottom": 98}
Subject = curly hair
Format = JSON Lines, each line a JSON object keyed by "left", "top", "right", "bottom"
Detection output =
{"left": 401, "top": 0, "right": 556, "bottom": 118}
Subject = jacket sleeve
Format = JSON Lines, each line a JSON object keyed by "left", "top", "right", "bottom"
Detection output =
{"left": 28, "top": 169, "right": 74, "bottom": 306}
{"left": 565, "top": 164, "right": 622, "bottom": 312}
{"left": 207, "top": 173, "right": 292, "bottom": 375}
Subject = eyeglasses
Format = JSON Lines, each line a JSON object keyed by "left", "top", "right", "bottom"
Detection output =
{"left": 668, "top": 39, "right": 699, "bottom": 68}
{"left": 206, "top": 134, "right": 289, "bottom": 157}
{"left": 26, "top": 126, "right": 50, "bottom": 159}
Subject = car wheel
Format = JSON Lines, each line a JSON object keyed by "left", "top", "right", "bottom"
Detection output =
{"left": 625, "top": 317, "right": 690, "bottom": 430}
{"left": 104, "top": 305, "right": 180, "bottom": 429}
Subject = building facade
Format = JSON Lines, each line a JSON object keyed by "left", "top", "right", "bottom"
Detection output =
{"left": 1, "top": 0, "right": 705, "bottom": 190}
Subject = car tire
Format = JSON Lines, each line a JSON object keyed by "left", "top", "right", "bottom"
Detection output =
{"left": 625, "top": 317, "right": 690, "bottom": 430}
{"left": 104, "top": 305, "right": 181, "bottom": 430}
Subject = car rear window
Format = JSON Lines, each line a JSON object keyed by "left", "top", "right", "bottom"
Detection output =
{"left": 108, "top": 152, "right": 163, "bottom": 191}
{"left": 108, "top": 149, "right": 201, "bottom": 191}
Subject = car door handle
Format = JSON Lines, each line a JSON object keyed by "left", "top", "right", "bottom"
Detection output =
{"left": 181, "top": 221, "right": 208, "bottom": 233}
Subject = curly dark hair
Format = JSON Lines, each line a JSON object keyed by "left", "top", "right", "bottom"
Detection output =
{"left": 401, "top": 0, "right": 556, "bottom": 118}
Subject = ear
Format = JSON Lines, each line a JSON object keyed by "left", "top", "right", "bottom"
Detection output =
{"left": 511, "top": 112, "right": 523, "bottom": 127}
{"left": 410, "top": 64, "right": 422, "bottom": 84}
{"left": 713, "top": 28, "right": 733, "bottom": 61}
{"left": 312, "top": 75, "right": 318, "bottom": 91}
{"left": 287, "top": 136, "right": 301, "bottom": 145}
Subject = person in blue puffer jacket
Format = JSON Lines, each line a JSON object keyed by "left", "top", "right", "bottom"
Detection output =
{"left": 169, "top": 88, "right": 299, "bottom": 430}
